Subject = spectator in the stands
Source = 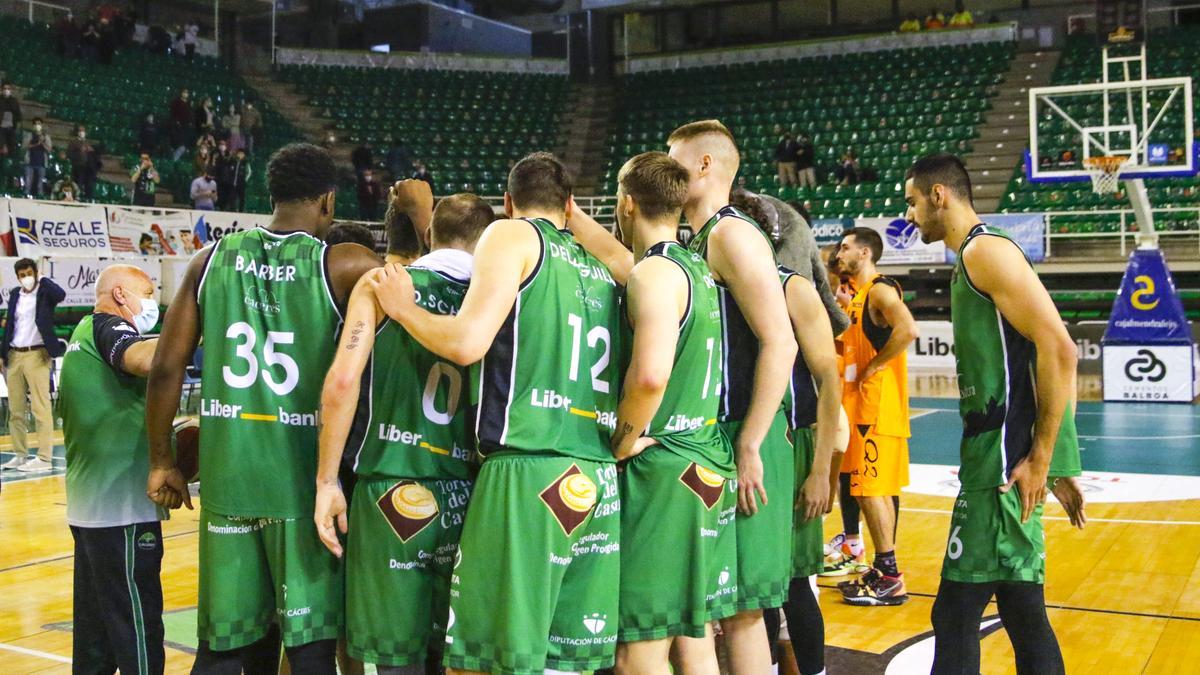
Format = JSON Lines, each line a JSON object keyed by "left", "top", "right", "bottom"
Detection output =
{"left": 193, "top": 144, "right": 215, "bottom": 178}
{"left": 54, "top": 12, "right": 81, "bottom": 57}
{"left": 68, "top": 125, "right": 100, "bottom": 200}
{"left": 326, "top": 222, "right": 377, "bottom": 250}
{"left": 0, "top": 83, "right": 22, "bottom": 156}
{"left": 323, "top": 130, "right": 338, "bottom": 149}
{"left": 190, "top": 171, "right": 218, "bottom": 211}
{"left": 129, "top": 154, "right": 159, "bottom": 207}
{"left": 0, "top": 258, "right": 66, "bottom": 473}
{"left": 384, "top": 135, "right": 412, "bottom": 179}
{"left": 195, "top": 96, "right": 216, "bottom": 135}
{"left": 351, "top": 140, "right": 374, "bottom": 176}
{"left": 411, "top": 160, "right": 433, "bottom": 188}
{"left": 169, "top": 88, "right": 193, "bottom": 159}
{"left": 137, "top": 113, "right": 160, "bottom": 156}
{"left": 925, "top": 7, "right": 946, "bottom": 29}
{"left": 80, "top": 20, "right": 100, "bottom": 61}
{"left": 899, "top": 15, "right": 922, "bottom": 32}
{"left": 183, "top": 21, "right": 199, "bottom": 61}
{"left": 53, "top": 175, "right": 80, "bottom": 202}
{"left": 24, "top": 118, "right": 52, "bottom": 198}
{"left": 213, "top": 140, "right": 233, "bottom": 208}
{"left": 195, "top": 130, "right": 216, "bottom": 153}
{"left": 836, "top": 147, "right": 860, "bottom": 186}
{"left": 222, "top": 103, "right": 244, "bottom": 152}
{"left": 223, "top": 148, "right": 251, "bottom": 212}
{"left": 96, "top": 17, "right": 116, "bottom": 65}
{"left": 949, "top": 2, "right": 974, "bottom": 28}
{"left": 773, "top": 126, "right": 799, "bottom": 187}
{"left": 240, "top": 101, "right": 262, "bottom": 155}
{"left": 356, "top": 169, "right": 384, "bottom": 221}
{"left": 796, "top": 131, "right": 817, "bottom": 188}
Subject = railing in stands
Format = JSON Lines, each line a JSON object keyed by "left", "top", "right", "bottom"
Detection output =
{"left": 1041, "top": 207, "right": 1200, "bottom": 259}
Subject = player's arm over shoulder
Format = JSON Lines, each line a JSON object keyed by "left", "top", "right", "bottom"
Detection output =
{"left": 327, "top": 242, "right": 383, "bottom": 311}
{"left": 624, "top": 256, "right": 688, "bottom": 392}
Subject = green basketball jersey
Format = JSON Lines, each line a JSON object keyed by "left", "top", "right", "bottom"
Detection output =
{"left": 951, "top": 224, "right": 1082, "bottom": 491}
{"left": 472, "top": 217, "right": 622, "bottom": 462}
{"left": 633, "top": 242, "right": 735, "bottom": 476}
{"left": 197, "top": 228, "right": 341, "bottom": 518}
{"left": 688, "top": 205, "right": 779, "bottom": 422}
{"left": 350, "top": 266, "right": 474, "bottom": 480}
{"left": 61, "top": 315, "right": 166, "bottom": 527}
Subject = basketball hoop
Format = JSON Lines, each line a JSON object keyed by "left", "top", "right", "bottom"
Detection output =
{"left": 1083, "top": 155, "right": 1130, "bottom": 194}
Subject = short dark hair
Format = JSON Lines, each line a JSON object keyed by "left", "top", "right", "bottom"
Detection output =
{"left": 267, "top": 143, "right": 338, "bottom": 204}
{"left": 432, "top": 193, "right": 495, "bottom": 247}
{"left": 325, "top": 222, "right": 377, "bottom": 251}
{"left": 844, "top": 227, "right": 884, "bottom": 263}
{"left": 906, "top": 153, "right": 974, "bottom": 205}
{"left": 507, "top": 152, "right": 572, "bottom": 212}
{"left": 618, "top": 152, "right": 690, "bottom": 221}
{"left": 14, "top": 258, "right": 36, "bottom": 275}
{"left": 32, "top": 117, "right": 43, "bottom": 124}
{"left": 384, "top": 204, "right": 420, "bottom": 258}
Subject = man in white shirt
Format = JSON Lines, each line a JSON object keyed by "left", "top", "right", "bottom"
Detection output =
{"left": 190, "top": 172, "right": 218, "bottom": 211}
{"left": 1, "top": 259, "right": 66, "bottom": 472}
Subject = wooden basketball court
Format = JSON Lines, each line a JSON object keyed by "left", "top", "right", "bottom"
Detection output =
{"left": 2, "top": 376, "right": 1199, "bottom": 674}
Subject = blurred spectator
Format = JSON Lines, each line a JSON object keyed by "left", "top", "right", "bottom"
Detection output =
{"left": 899, "top": 15, "right": 922, "bottom": 32}
{"left": 137, "top": 113, "right": 160, "bottom": 156}
{"left": 169, "top": 88, "right": 193, "bottom": 159}
{"left": 222, "top": 104, "right": 244, "bottom": 152}
{"left": 411, "top": 161, "right": 433, "bottom": 188}
{"left": 24, "top": 118, "right": 52, "bottom": 198}
{"left": 182, "top": 21, "right": 199, "bottom": 61}
{"left": 796, "top": 132, "right": 817, "bottom": 188}
{"left": 53, "top": 175, "right": 80, "bottom": 202}
{"left": 147, "top": 24, "right": 172, "bottom": 55}
{"left": 836, "top": 147, "right": 860, "bottom": 186}
{"left": 351, "top": 141, "right": 374, "bottom": 175}
{"left": 54, "top": 13, "right": 80, "bottom": 57}
{"left": 81, "top": 20, "right": 100, "bottom": 61}
{"left": 240, "top": 102, "right": 261, "bottom": 155}
{"left": 0, "top": 83, "right": 22, "bottom": 156}
{"left": 773, "top": 126, "right": 799, "bottom": 187}
{"left": 213, "top": 140, "right": 233, "bottom": 207}
{"left": 356, "top": 169, "right": 383, "bottom": 221}
{"left": 326, "top": 223, "right": 377, "bottom": 250}
{"left": 193, "top": 144, "right": 215, "bottom": 178}
{"left": 67, "top": 125, "right": 100, "bottom": 200}
{"left": 384, "top": 136, "right": 411, "bottom": 179}
{"left": 195, "top": 96, "right": 215, "bottom": 135}
{"left": 323, "top": 130, "right": 338, "bottom": 149}
{"left": 222, "top": 148, "right": 251, "bottom": 212}
{"left": 129, "top": 154, "right": 159, "bottom": 206}
{"left": 96, "top": 17, "right": 116, "bottom": 65}
{"left": 925, "top": 8, "right": 945, "bottom": 29}
{"left": 949, "top": 2, "right": 974, "bottom": 28}
{"left": 190, "top": 172, "right": 218, "bottom": 210}
{"left": 195, "top": 130, "right": 216, "bottom": 153}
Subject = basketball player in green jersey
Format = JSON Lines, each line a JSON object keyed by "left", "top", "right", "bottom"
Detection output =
{"left": 369, "top": 153, "right": 623, "bottom": 675}
{"left": 314, "top": 192, "right": 493, "bottom": 673}
{"left": 145, "top": 144, "right": 381, "bottom": 673}
{"left": 670, "top": 120, "right": 799, "bottom": 674}
{"left": 904, "top": 153, "right": 1087, "bottom": 675}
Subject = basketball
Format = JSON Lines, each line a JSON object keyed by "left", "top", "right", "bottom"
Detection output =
{"left": 172, "top": 417, "right": 200, "bottom": 483}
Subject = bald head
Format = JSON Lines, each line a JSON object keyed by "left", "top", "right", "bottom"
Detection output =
{"left": 95, "top": 264, "right": 155, "bottom": 322}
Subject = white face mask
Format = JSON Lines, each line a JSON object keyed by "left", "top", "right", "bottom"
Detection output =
{"left": 34, "top": 124, "right": 42, "bottom": 132}
{"left": 132, "top": 297, "right": 159, "bottom": 334}
{"left": 19, "top": 276, "right": 36, "bottom": 291}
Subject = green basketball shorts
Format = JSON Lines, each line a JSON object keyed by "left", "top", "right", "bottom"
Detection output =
{"left": 198, "top": 509, "right": 342, "bottom": 650}
{"left": 618, "top": 447, "right": 738, "bottom": 641}
{"left": 941, "top": 487, "right": 1046, "bottom": 584}
{"left": 443, "top": 452, "right": 620, "bottom": 674}
{"left": 722, "top": 412, "right": 795, "bottom": 612}
{"left": 346, "top": 477, "right": 472, "bottom": 667}
{"left": 791, "top": 426, "right": 824, "bottom": 579}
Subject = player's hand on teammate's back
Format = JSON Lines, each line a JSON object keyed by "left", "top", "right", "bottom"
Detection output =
{"left": 147, "top": 466, "right": 192, "bottom": 510}
{"left": 736, "top": 443, "right": 768, "bottom": 515}
{"left": 999, "top": 456, "right": 1049, "bottom": 523}
{"left": 1051, "top": 476, "right": 1087, "bottom": 529}
{"left": 367, "top": 264, "right": 416, "bottom": 322}
{"left": 797, "top": 471, "right": 830, "bottom": 522}
{"left": 314, "top": 483, "right": 349, "bottom": 557}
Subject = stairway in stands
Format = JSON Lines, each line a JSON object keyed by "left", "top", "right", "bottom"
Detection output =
{"left": 241, "top": 73, "right": 351, "bottom": 167}
{"left": 556, "top": 82, "right": 617, "bottom": 197}
{"left": 963, "top": 49, "right": 1061, "bottom": 213}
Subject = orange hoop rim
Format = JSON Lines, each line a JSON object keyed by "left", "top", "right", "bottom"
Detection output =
{"left": 1083, "top": 155, "right": 1130, "bottom": 173}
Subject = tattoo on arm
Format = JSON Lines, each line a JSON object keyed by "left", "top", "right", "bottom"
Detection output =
{"left": 612, "top": 421, "right": 635, "bottom": 447}
{"left": 346, "top": 321, "right": 365, "bottom": 351}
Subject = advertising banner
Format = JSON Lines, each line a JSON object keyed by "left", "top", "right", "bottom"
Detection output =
{"left": 107, "top": 206, "right": 201, "bottom": 256}
{"left": 0, "top": 199, "right": 12, "bottom": 255}
{"left": 9, "top": 200, "right": 111, "bottom": 257}
{"left": 907, "top": 320, "right": 957, "bottom": 369}
{"left": 856, "top": 217, "right": 946, "bottom": 265}
{"left": 192, "top": 210, "right": 270, "bottom": 244}
{"left": 42, "top": 257, "right": 164, "bottom": 307}
{"left": 1102, "top": 344, "right": 1196, "bottom": 402}
{"left": 944, "top": 213, "right": 1046, "bottom": 264}
{"left": 1103, "top": 248, "right": 1192, "bottom": 344}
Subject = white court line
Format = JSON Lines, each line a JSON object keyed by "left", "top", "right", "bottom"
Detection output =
{"left": 1080, "top": 434, "right": 1200, "bottom": 440}
{"left": 900, "top": 506, "right": 1200, "bottom": 527}
{"left": 914, "top": 407, "right": 1200, "bottom": 420}
{"left": 0, "top": 642, "right": 72, "bottom": 663}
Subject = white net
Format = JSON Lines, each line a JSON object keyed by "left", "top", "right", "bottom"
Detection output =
{"left": 1084, "top": 156, "right": 1131, "bottom": 194}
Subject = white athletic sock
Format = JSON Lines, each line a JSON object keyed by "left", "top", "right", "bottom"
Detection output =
{"left": 845, "top": 536, "right": 864, "bottom": 555}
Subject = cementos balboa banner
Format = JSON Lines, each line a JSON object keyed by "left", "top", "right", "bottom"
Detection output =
{"left": 811, "top": 213, "right": 1045, "bottom": 265}
{"left": 108, "top": 206, "right": 201, "bottom": 257}
{"left": 42, "top": 257, "right": 164, "bottom": 307}
{"left": 10, "top": 200, "right": 111, "bottom": 257}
